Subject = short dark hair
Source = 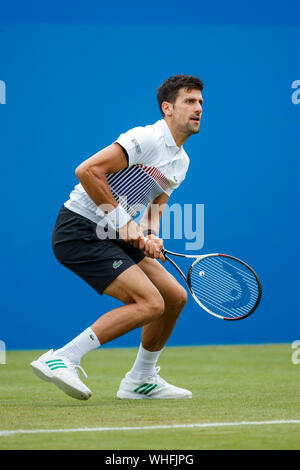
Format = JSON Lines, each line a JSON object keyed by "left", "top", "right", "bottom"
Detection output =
{"left": 157, "top": 75, "right": 204, "bottom": 117}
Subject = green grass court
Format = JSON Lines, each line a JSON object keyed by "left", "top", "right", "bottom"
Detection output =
{"left": 0, "top": 344, "right": 299, "bottom": 450}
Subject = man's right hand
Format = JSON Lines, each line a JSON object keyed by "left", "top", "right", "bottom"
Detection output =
{"left": 118, "top": 220, "right": 147, "bottom": 250}
{"left": 143, "top": 234, "right": 166, "bottom": 262}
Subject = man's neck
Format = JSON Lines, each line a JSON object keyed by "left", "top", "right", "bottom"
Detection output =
{"left": 164, "top": 118, "right": 188, "bottom": 147}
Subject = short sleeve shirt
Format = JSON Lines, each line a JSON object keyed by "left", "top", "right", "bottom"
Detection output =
{"left": 64, "top": 119, "right": 190, "bottom": 224}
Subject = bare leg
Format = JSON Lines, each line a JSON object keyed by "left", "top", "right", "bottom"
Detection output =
{"left": 137, "top": 257, "right": 188, "bottom": 351}
{"left": 90, "top": 264, "right": 165, "bottom": 345}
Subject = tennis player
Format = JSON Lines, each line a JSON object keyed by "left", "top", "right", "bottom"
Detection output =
{"left": 31, "top": 75, "right": 204, "bottom": 400}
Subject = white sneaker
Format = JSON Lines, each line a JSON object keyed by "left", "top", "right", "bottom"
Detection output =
{"left": 30, "top": 350, "right": 92, "bottom": 401}
{"left": 117, "top": 366, "right": 192, "bottom": 399}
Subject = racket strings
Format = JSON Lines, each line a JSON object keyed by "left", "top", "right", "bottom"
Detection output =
{"left": 206, "top": 258, "right": 258, "bottom": 287}
{"left": 193, "top": 262, "right": 257, "bottom": 304}
{"left": 189, "top": 256, "right": 260, "bottom": 319}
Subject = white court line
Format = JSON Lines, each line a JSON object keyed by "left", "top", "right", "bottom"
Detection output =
{"left": 1, "top": 419, "right": 300, "bottom": 437}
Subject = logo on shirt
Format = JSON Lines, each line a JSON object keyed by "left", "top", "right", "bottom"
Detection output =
{"left": 113, "top": 260, "right": 123, "bottom": 269}
{"left": 173, "top": 176, "right": 178, "bottom": 182}
{"left": 131, "top": 139, "right": 142, "bottom": 154}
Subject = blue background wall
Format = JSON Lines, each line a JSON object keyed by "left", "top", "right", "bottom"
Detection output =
{"left": 1, "top": 1, "right": 299, "bottom": 350}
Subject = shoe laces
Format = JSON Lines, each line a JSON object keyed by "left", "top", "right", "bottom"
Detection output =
{"left": 151, "top": 366, "right": 167, "bottom": 385}
{"left": 69, "top": 362, "right": 88, "bottom": 379}
{"left": 51, "top": 353, "right": 88, "bottom": 379}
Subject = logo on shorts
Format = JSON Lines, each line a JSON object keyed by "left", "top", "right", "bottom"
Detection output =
{"left": 113, "top": 260, "right": 123, "bottom": 269}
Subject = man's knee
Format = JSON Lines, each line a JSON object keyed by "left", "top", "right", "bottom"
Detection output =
{"left": 146, "top": 291, "right": 165, "bottom": 320}
{"left": 166, "top": 285, "right": 188, "bottom": 314}
{"left": 138, "top": 290, "right": 165, "bottom": 323}
{"left": 176, "top": 287, "right": 188, "bottom": 313}
{"left": 116, "top": 290, "right": 165, "bottom": 321}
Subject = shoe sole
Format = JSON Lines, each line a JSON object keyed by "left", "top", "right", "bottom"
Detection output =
{"left": 117, "top": 391, "right": 149, "bottom": 399}
{"left": 117, "top": 390, "right": 192, "bottom": 400}
{"left": 30, "top": 361, "right": 52, "bottom": 382}
{"left": 51, "top": 376, "right": 92, "bottom": 401}
{"left": 31, "top": 361, "right": 91, "bottom": 401}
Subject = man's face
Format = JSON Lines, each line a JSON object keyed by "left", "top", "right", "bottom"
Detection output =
{"left": 165, "top": 87, "right": 203, "bottom": 136}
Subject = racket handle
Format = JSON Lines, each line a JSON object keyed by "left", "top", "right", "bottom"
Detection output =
{"left": 143, "top": 236, "right": 166, "bottom": 254}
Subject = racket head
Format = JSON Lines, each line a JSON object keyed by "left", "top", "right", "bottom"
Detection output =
{"left": 187, "top": 254, "right": 262, "bottom": 321}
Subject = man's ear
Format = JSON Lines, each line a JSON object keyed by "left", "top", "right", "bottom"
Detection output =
{"left": 161, "top": 101, "right": 173, "bottom": 117}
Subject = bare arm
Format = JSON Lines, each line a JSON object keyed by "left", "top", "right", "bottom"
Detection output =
{"left": 75, "top": 143, "right": 128, "bottom": 208}
{"left": 139, "top": 193, "right": 169, "bottom": 236}
{"left": 75, "top": 143, "right": 145, "bottom": 247}
{"left": 139, "top": 193, "right": 169, "bottom": 261}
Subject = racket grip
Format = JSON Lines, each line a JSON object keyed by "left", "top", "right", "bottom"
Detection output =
{"left": 143, "top": 236, "right": 166, "bottom": 255}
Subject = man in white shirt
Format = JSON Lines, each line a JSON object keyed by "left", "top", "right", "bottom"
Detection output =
{"left": 31, "top": 75, "right": 204, "bottom": 400}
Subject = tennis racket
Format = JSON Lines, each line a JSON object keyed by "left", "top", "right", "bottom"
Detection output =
{"left": 161, "top": 248, "right": 262, "bottom": 321}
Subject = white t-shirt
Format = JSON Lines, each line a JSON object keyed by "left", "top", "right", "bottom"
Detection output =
{"left": 64, "top": 119, "right": 190, "bottom": 224}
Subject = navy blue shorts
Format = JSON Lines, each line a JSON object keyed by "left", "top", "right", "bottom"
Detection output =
{"left": 52, "top": 206, "right": 145, "bottom": 295}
